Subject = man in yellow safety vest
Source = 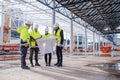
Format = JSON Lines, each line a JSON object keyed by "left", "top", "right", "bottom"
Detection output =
{"left": 42, "top": 27, "right": 52, "bottom": 66}
{"left": 54, "top": 23, "right": 64, "bottom": 67}
{"left": 18, "top": 21, "right": 32, "bottom": 69}
{"left": 29, "top": 24, "right": 41, "bottom": 67}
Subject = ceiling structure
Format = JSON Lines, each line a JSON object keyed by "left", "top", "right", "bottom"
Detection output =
{"left": 56, "top": 0, "right": 120, "bottom": 34}
{"left": 0, "top": 0, "right": 96, "bottom": 36}
{"left": 0, "top": 0, "right": 116, "bottom": 43}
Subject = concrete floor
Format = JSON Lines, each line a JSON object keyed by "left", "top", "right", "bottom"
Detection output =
{"left": 0, "top": 54, "right": 120, "bottom": 80}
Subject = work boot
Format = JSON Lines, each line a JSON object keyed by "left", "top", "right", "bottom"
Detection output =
{"left": 35, "top": 63, "right": 41, "bottom": 66}
{"left": 21, "top": 66, "right": 30, "bottom": 69}
{"left": 48, "top": 64, "right": 51, "bottom": 66}
{"left": 57, "top": 64, "right": 62, "bottom": 67}
{"left": 31, "top": 64, "right": 34, "bottom": 67}
{"left": 35, "top": 58, "right": 40, "bottom": 66}
{"left": 46, "top": 64, "right": 49, "bottom": 66}
{"left": 54, "top": 63, "right": 58, "bottom": 66}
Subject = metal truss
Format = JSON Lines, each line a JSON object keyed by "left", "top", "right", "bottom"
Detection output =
{"left": 37, "top": 0, "right": 102, "bottom": 35}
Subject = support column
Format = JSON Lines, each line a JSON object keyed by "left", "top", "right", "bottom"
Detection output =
{"left": 98, "top": 35, "right": 101, "bottom": 51}
{"left": 106, "top": 39, "right": 108, "bottom": 47}
{"left": 65, "top": 32, "right": 68, "bottom": 49}
{"left": 103, "top": 36, "right": 105, "bottom": 46}
{"left": 93, "top": 32, "right": 95, "bottom": 52}
{"left": 70, "top": 12, "right": 73, "bottom": 53}
{"left": 77, "top": 33, "right": 79, "bottom": 49}
{"left": 0, "top": 5, "right": 4, "bottom": 45}
{"left": 82, "top": 34, "right": 84, "bottom": 50}
{"left": 104, "top": 39, "right": 106, "bottom": 47}
{"left": 52, "top": 0, "right": 55, "bottom": 34}
{"left": 111, "top": 42, "right": 113, "bottom": 50}
{"left": 85, "top": 28, "right": 87, "bottom": 53}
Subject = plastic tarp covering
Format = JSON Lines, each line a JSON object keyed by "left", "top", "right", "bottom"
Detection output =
{"left": 36, "top": 36, "right": 56, "bottom": 55}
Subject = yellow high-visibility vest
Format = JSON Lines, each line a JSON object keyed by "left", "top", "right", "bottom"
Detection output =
{"left": 29, "top": 30, "right": 41, "bottom": 39}
{"left": 31, "top": 41, "right": 36, "bottom": 47}
{"left": 54, "top": 29, "right": 62, "bottom": 42}
{"left": 19, "top": 25, "right": 30, "bottom": 44}
{"left": 17, "top": 27, "right": 24, "bottom": 34}
{"left": 42, "top": 33, "right": 52, "bottom": 38}
{"left": 29, "top": 30, "right": 41, "bottom": 46}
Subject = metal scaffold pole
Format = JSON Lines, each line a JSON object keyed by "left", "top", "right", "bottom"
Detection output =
{"left": 52, "top": 0, "right": 55, "bottom": 34}
{"left": 98, "top": 35, "right": 101, "bottom": 51}
{"left": 65, "top": 32, "right": 68, "bottom": 50}
{"left": 93, "top": 32, "right": 95, "bottom": 53}
{"left": 70, "top": 12, "right": 73, "bottom": 54}
{"left": 103, "top": 36, "right": 105, "bottom": 46}
{"left": 77, "top": 33, "right": 79, "bottom": 49}
{"left": 85, "top": 28, "right": 87, "bottom": 53}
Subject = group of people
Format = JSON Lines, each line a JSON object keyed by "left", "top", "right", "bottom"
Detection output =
{"left": 17, "top": 21, "right": 64, "bottom": 69}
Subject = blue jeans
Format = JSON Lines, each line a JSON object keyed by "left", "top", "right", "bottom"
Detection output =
{"left": 56, "top": 46, "right": 63, "bottom": 64}
{"left": 20, "top": 40, "right": 28, "bottom": 67}
{"left": 20, "top": 46, "right": 28, "bottom": 67}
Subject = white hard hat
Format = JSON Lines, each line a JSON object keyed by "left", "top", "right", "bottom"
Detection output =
{"left": 45, "top": 27, "right": 49, "bottom": 31}
{"left": 34, "top": 24, "right": 39, "bottom": 28}
{"left": 54, "top": 23, "right": 59, "bottom": 27}
{"left": 25, "top": 21, "right": 32, "bottom": 25}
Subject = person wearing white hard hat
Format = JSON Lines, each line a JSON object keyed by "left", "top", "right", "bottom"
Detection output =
{"left": 54, "top": 23, "right": 64, "bottom": 67}
{"left": 18, "top": 21, "right": 32, "bottom": 69}
{"left": 54, "top": 23, "right": 59, "bottom": 30}
{"left": 26, "top": 21, "right": 32, "bottom": 25}
{"left": 42, "top": 27, "right": 52, "bottom": 66}
{"left": 29, "top": 24, "right": 41, "bottom": 67}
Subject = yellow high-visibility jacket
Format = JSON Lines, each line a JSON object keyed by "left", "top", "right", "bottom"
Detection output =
{"left": 29, "top": 30, "right": 41, "bottom": 39}
{"left": 42, "top": 33, "right": 52, "bottom": 38}
{"left": 19, "top": 25, "right": 30, "bottom": 44}
{"left": 29, "top": 30, "right": 41, "bottom": 46}
{"left": 54, "top": 28, "right": 62, "bottom": 42}
{"left": 17, "top": 27, "right": 23, "bottom": 34}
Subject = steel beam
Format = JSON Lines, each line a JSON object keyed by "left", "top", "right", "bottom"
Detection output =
{"left": 70, "top": 12, "right": 73, "bottom": 53}
{"left": 52, "top": 0, "right": 55, "bottom": 34}
{"left": 85, "top": 28, "right": 87, "bottom": 53}
{"left": 98, "top": 35, "right": 100, "bottom": 51}
{"left": 56, "top": 0, "right": 91, "bottom": 5}
{"left": 93, "top": 32, "right": 95, "bottom": 52}
{"left": 37, "top": 0, "right": 102, "bottom": 35}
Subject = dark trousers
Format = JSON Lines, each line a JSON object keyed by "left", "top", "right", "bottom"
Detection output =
{"left": 56, "top": 46, "right": 63, "bottom": 64}
{"left": 29, "top": 48, "right": 39, "bottom": 65}
{"left": 44, "top": 53, "right": 52, "bottom": 64}
{"left": 20, "top": 46, "right": 28, "bottom": 67}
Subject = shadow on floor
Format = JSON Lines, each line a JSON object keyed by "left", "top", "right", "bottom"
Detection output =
{"left": 28, "top": 65, "right": 120, "bottom": 80}
{"left": 87, "top": 62, "right": 120, "bottom": 76}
